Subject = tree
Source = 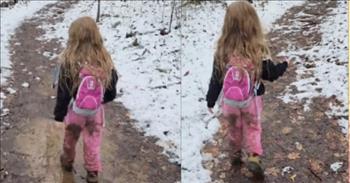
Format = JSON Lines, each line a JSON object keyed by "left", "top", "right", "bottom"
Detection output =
{"left": 96, "top": 0, "right": 101, "bottom": 22}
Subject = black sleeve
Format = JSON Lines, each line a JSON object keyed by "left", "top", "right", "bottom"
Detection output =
{"left": 54, "top": 67, "right": 72, "bottom": 122}
{"left": 261, "top": 59, "right": 288, "bottom": 81}
{"left": 206, "top": 63, "right": 223, "bottom": 108}
{"left": 103, "top": 69, "right": 118, "bottom": 104}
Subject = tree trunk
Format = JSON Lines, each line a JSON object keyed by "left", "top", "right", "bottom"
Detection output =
{"left": 168, "top": 0, "right": 175, "bottom": 33}
{"left": 96, "top": 0, "right": 101, "bottom": 22}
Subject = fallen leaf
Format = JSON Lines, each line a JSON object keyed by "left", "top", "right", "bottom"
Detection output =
{"left": 295, "top": 142, "right": 303, "bottom": 151}
{"left": 282, "top": 127, "right": 293, "bottom": 134}
{"left": 309, "top": 159, "right": 324, "bottom": 174}
{"left": 241, "top": 167, "right": 253, "bottom": 177}
{"left": 265, "top": 167, "right": 279, "bottom": 177}
{"left": 202, "top": 146, "right": 220, "bottom": 157}
{"left": 290, "top": 174, "right": 297, "bottom": 182}
{"left": 288, "top": 152, "right": 300, "bottom": 160}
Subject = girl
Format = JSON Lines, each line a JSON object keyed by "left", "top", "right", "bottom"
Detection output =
{"left": 54, "top": 16, "right": 118, "bottom": 183}
{"left": 206, "top": 1, "right": 288, "bottom": 179}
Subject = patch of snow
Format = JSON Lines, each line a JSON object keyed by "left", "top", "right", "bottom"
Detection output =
{"left": 42, "top": 51, "right": 56, "bottom": 60}
{"left": 281, "top": 166, "right": 294, "bottom": 176}
{"left": 330, "top": 162, "right": 343, "bottom": 172}
{"left": 0, "top": 108, "right": 9, "bottom": 117}
{"left": 279, "top": 1, "right": 348, "bottom": 135}
{"left": 0, "top": 92, "right": 6, "bottom": 99}
{"left": 6, "top": 87, "right": 16, "bottom": 94}
{"left": 21, "top": 82, "right": 29, "bottom": 88}
{"left": 0, "top": 0, "right": 56, "bottom": 85}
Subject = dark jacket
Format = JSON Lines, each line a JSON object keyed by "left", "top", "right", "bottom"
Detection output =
{"left": 54, "top": 67, "right": 118, "bottom": 122}
{"left": 206, "top": 59, "right": 288, "bottom": 108}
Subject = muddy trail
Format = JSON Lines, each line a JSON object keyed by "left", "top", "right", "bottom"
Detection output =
{"left": 202, "top": 1, "right": 348, "bottom": 183}
{"left": 0, "top": 1, "right": 180, "bottom": 183}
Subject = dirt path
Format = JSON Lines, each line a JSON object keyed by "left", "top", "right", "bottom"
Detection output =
{"left": 0, "top": 2, "right": 180, "bottom": 183}
{"left": 202, "top": 1, "right": 348, "bottom": 183}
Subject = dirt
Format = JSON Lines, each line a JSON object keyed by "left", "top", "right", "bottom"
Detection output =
{"left": 202, "top": 1, "right": 348, "bottom": 183}
{"left": 0, "top": 1, "right": 180, "bottom": 183}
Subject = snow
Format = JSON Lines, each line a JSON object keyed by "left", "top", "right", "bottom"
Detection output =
{"left": 21, "top": 82, "right": 29, "bottom": 88}
{"left": 181, "top": 1, "right": 304, "bottom": 182}
{"left": 330, "top": 162, "right": 343, "bottom": 172}
{"left": 279, "top": 1, "right": 348, "bottom": 134}
{"left": 1, "top": 1, "right": 55, "bottom": 84}
{"left": 0, "top": 0, "right": 56, "bottom": 109}
{"left": 281, "top": 166, "right": 294, "bottom": 176}
{"left": 6, "top": 87, "right": 16, "bottom": 94}
{"left": 0, "top": 108, "right": 9, "bottom": 117}
{"left": 39, "top": 1, "right": 182, "bottom": 161}
{"left": 0, "top": 92, "right": 6, "bottom": 99}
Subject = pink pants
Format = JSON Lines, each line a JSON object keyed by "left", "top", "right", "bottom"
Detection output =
{"left": 62, "top": 106, "right": 105, "bottom": 172}
{"left": 222, "top": 96, "right": 263, "bottom": 156}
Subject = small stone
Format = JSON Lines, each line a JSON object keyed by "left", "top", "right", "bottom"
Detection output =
{"left": 295, "top": 142, "right": 303, "bottom": 151}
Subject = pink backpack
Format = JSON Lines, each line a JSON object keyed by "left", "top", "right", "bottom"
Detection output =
{"left": 222, "top": 57, "right": 257, "bottom": 108}
{"left": 72, "top": 67, "right": 104, "bottom": 116}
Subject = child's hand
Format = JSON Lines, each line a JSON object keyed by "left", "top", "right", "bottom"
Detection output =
{"left": 208, "top": 108, "right": 214, "bottom": 114}
{"left": 275, "top": 56, "right": 289, "bottom": 64}
{"left": 284, "top": 57, "right": 290, "bottom": 65}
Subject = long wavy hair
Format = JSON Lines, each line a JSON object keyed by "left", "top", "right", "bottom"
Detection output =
{"left": 59, "top": 16, "right": 114, "bottom": 94}
{"left": 214, "top": 1, "right": 270, "bottom": 81}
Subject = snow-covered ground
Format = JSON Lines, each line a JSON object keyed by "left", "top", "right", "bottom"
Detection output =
{"left": 0, "top": 1, "right": 56, "bottom": 110}
{"left": 39, "top": 1, "right": 182, "bottom": 161}
{"left": 181, "top": 1, "right": 304, "bottom": 182}
{"left": 279, "top": 1, "right": 348, "bottom": 134}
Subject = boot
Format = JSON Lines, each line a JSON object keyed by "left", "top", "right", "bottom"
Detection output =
{"left": 246, "top": 155, "right": 264, "bottom": 180}
{"left": 231, "top": 150, "right": 243, "bottom": 167}
{"left": 86, "top": 171, "right": 99, "bottom": 183}
{"left": 60, "top": 154, "right": 73, "bottom": 172}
